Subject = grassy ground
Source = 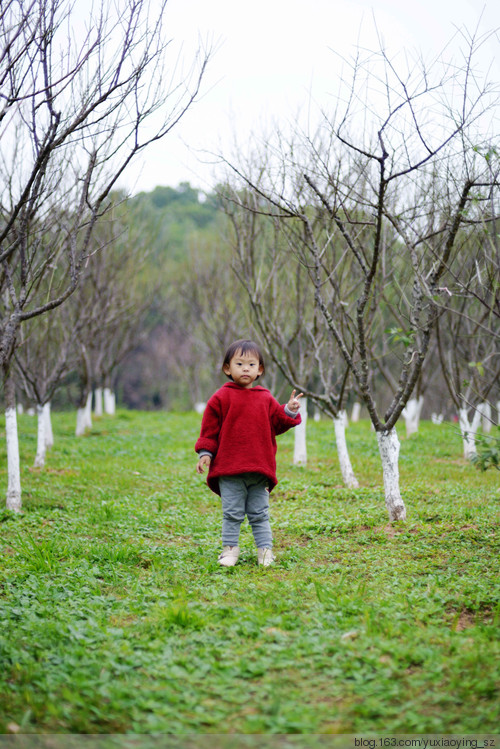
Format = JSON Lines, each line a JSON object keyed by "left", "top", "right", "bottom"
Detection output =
{"left": 0, "top": 410, "right": 498, "bottom": 735}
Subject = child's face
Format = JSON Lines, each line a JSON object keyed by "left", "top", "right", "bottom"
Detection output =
{"left": 223, "top": 350, "right": 263, "bottom": 389}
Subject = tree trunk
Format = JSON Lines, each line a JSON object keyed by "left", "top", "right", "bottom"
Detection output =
{"left": 85, "top": 391, "right": 92, "bottom": 427}
{"left": 351, "top": 402, "right": 361, "bottom": 422}
{"left": 4, "top": 374, "right": 22, "bottom": 512}
{"left": 402, "top": 396, "right": 424, "bottom": 437}
{"left": 293, "top": 397, "right": 307, "bottom": 465}
{"left": 44, "top": 403, "right": 54, "bottom": 449}
{"left": 459, "top": 407, "right": 482, "bottom": 460}
{"left": 334, "top": 411, "right": 359, "bottom": 489}
{"left": 34, "top": 404, "right": 47, "bottom": 468}
{"left": 377, "top": 429, "right": 406, "bottom": 521}
{"left": 76, "top": 409, "right": 86, "bottom": 436}
{"left": 477, "top": 401, "right": 492, "bottom": 434}
{"left": 103, "top": 387, "right": 116, "bottom": 415}
{"left": 76, "top": 391, "right": 93, "bottom": 436}
{"left": 497, "top": 401, "right": 500, "bottom": 427}
{"left": 94, "top": 387, "right": 103, "bottom": 416}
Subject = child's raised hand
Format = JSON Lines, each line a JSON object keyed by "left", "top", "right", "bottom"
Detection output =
{"left": 196, "top": 455, "right": 211, "bottom": 474}
{"left": 287, "top": 389, "right": 303, "bottom": 413}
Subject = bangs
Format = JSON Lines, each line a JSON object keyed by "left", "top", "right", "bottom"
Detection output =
{"left": 222, "top": 339, "right": 266, "bottom": 374}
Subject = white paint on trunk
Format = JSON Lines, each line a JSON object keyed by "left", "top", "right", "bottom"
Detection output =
{"left": 17, "top": 403, "right": 24, "bottom": 415}
{"left": 459, "top": 407, "right": 482, "bottom": 460}
{"left": 377, "top": 429, "right": 406, "bottom": 521}
{"left": 194, "top": 402, "right": 206, "bottom": 414}
{"left": 497, "top": 401, "right": 500, "bottom": 426}
{"left": 477, "top": 401, "right": 492, "bottom": 433}
{"left": 313, "top": 408, "right": 321, "bottom": 422}
{"left": 5, "top": 408, "right": 22, "bottom": 512}
{"left": 402, "top": 396, "right": 424, "bottom": 437}
{"left": 85, "top": 391, "right": 93, "bottom": 428}
{"left": 103, "top": 388, "right": 116, "bottom": 415}
{"left": 431, "top": 413, "right": 444, "bottom": 424}
{"left": 351, "top": 402, "right": 361, "bottom": 422}
{"left": 34, "top": 404, "right": 47, "bottom": 468}
{"left": 76, "top": 409, "right": 86, "bottom": 436}
{"left": 76, "top": 393, "right": 93, "bottom": 436}
{"left": 334, "top": 411, "right": 359, "bottom": 488}
{"left": 293, "top": 397, "right": 307, "bottom": 465}
{"left": 94, "top": 388, "right": 103, "bottom": 416}
{"left": 44, "top": 403, "right": 54, "bottom": 449}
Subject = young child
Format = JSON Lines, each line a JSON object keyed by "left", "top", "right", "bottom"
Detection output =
{"left": 195, "top": 339, "right": 303, "bottom": 567}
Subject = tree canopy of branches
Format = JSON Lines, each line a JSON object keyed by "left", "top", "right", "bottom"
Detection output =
{"left": 220, "top": 28, "right": 499, "bottom": 520}
{"left": 1, "top": 0, "right": 211, "bottom": 509}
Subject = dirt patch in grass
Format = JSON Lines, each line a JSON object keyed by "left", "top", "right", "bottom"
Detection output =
{"left": 454, "top": 610, "right": 477, "bottom": 631}
{"left": 28, "top": 466, "right": 79, "bottom": 475}
{"left": 448, "top": 605, "right": 494, "bottom": 631}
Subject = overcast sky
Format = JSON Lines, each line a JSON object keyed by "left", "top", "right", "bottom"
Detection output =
{"left": 119, "top": 0, "right": 500, "bottom": 195}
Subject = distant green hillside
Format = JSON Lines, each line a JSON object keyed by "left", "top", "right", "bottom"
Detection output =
{"left": 130, "top": 182, "right": 220, "bottom": 261}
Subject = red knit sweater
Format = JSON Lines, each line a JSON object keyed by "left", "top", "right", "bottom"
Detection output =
{"left": 195, "top": 382, "right": 301, "bottom": 496}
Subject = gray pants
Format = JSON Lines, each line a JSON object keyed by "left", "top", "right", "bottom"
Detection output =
{"left": 219, "top": 473, "right": 273, "bottom": 549}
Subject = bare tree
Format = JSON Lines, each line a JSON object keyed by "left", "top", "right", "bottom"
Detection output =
{"left": 435, "top": 222, "right": 500, "bottom": 456}
{"left": 222, "top": 186, "right": 359, "bottom": 485}
{"left": 220, "top": 28, "right": 499, "bottom": 520}
{"left": 15, "top": 300, "right": 81, "bottom": 466}
{"left": 0, "top": 0, "right": 211, "bottom": 509}
{"left": 178, "top": 229, "right": 253, "bottom": 406}
{"left": 435, "top": 152, "right": 500, "bottom": 450}
{"left": 69, "top": 194, "right": 157, "bottom": 433}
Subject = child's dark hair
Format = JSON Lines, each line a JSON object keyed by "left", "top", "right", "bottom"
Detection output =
{"left": 222, "top": 339, "right": 266, "bottom": 379}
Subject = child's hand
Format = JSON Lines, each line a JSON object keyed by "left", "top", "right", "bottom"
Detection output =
{"left": 196, "top": 455, "right": 211, "bottom": 474}
{"left": 287, "top": 389, "right": 303, "bottom": 413}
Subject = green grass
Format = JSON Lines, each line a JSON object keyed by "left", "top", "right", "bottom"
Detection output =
{"left": 0, "top": 410, "right": 498, "bottom": 735}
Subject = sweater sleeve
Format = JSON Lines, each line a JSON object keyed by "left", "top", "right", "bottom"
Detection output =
{"left": 194, "top": 395, "right": 222, "bottom": 455}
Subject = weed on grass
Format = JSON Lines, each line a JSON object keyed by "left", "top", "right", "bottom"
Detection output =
{"left": 0, "top": 411, "right": 498, "bottom": 734}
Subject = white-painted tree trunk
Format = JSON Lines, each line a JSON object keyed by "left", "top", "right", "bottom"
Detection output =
{"left": 85, "top": 391, "right": 92, "bottom": 427}
{"left": 497, "top": 401, "right": 500, "bottom": 426}
{"left": 17, "top": 403, "right": 24, "bottom": 415}
{"left": 333, "top": 411, "right": 359, "bottom": 489}
{"left": 313, "top": 408, "right": 321, "bottom": 422}
{"left": 44, "top": 402, "right": 54, "bottom": 449}
{"left": 377, "top": 429, "right": 406, "bottom": 521}
{"left": 477, "top": 401, "right": 492, "bottom": 434}
{"left": 76, "top": 409, "right": 86, "bottom": 436}
{"left": 5, "top": 407, "right": 22, "bottom": 512}
{"left": 103, "top": 388, "right": 116, "bottom": 415}
{"left": 459, "top": 407, "right": 482, "bottom": 460}
{"left": 402, "top": 396, "right": 424, "bottom": 437}
{"left": 351, "top": 402, "right": 361, "bottom": 422}
{"left": 34, "top": 403, "right": 53, "bottom": 467}
{"left": 34, "top": 404, "right": 47, "bottom": 468}
{"left": 293, "top": 397, "right": 308, "bottom": 465}
{"left": 76, "top": 392, "right": 93, "bottom": 436}
{"left": 94, "top": 387, "right": 103, "bottom": 416}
